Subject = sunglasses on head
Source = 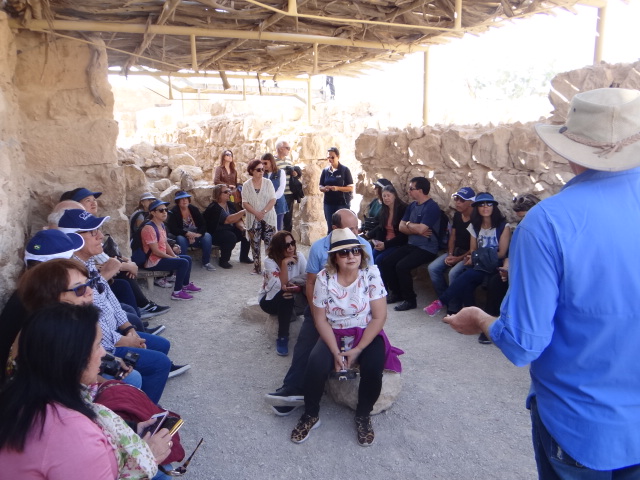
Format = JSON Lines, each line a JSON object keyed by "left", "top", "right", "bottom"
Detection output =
{"left": 64, "top": 273, "right": 104, "bottom": 296}
{"left": 336, "top": 247, "right": 362, "bottom": 258}
{"left": 285, "top": 240, "right": 296, "bottom": 248}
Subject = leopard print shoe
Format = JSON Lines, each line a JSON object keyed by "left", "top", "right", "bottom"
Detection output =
{"left": 290, "top": 414, "right": 321, "bottom": 444}
{"left": 355, "top": 415, "right": 375, "bottom": 447}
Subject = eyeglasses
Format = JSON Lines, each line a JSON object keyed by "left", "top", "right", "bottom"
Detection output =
{"left": 64, "top": 273, "right": 104, "bottom": 296}
{"left": 285, "top": 240, "right": 296, "bottom": 248}
{"left": 477, "top": 202, "right": 495, "bottom": 208}
{"left": 328, "top": 156, "right": 337, "bottom": 160}
{"left": 453, "top": 196, "right": 467, "bottom": 202}
{"left": 336, "top": 247, "right": 362, "bottom": 258}
{"left": 409, "top": 187, "right": 418, "bottom": 191}
{"left": 222, "top": 190, "right": 231, "bottom": 194}
{"left": 86, "top": 228, "right": 103, "bottom": 237}
{"left": 155, "top": 208, "right": 168, "bottom": 213}
{"left": 282, "top": 146, "right": 291, "bottom": 150}
{"left": 253, "top": 168, "right": 264, "bottom": 172}
{"left": 158, "top": 438, "right": 204, "bottom": 477}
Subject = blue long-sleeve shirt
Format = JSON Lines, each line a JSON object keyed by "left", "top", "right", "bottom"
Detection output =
{"left": 491, "top": 167, "right": 640, "bottom": 470}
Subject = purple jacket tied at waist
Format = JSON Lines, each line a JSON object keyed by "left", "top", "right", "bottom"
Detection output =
{"left": 333, "top": 327, "right": 403, "bottom": 373}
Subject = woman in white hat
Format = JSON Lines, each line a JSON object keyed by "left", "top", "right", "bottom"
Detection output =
{"left": 290, "top": 228, "right": 402, "bottom": 447}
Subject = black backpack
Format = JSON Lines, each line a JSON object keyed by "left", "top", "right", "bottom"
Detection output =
{"left": 130, "top": 221, "right": 162, "bottom": 267}
{"left": 286, "top": 166, "right": 305, "bottom": 203}
{"left": 433, "top": 209, "right": 451, "bottom": 251}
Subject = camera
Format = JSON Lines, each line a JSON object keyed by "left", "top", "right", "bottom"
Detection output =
{"left": 100, "top": 352, "right": 140, "bottom": 380}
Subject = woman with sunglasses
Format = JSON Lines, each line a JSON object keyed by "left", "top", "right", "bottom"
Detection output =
{"left": 424, "top": 192, "right": 511, "bottom": 317}
{"left": 319, "top": 147, "right": 354, "bottom": 234}
{"left": 259, "top": 231, "right": 307, "bottom": 356}
{"left": 242, "top": 159, "right": 277, "bottom": 274}
{"left": 262, "top": 153, "right": 288, "bottom": 231}
{"left": 214, "top": 149, "right": 241, "bottom": 206}
{"left": 291, "top": 228, "right": 401, "bottom": 446}
{"left": 7, "top": 259, "right": 141, "bottom": 388}
{"left": 0, "top": 303, "right": 172, "bottom": 480}
{"left": 143, "top": 200, "right": 202, "bottom": 301}
{"left": 203, "top": 184, "right": 252, "bottom": 268}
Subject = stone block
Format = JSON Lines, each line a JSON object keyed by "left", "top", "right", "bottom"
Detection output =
{"left": 153, "top": 178, "right": 171, "bottom": 192}
{"left": 326, "top": 370, "right": 402, "bottom": 415}
{"left": 169, "top": 165, "right": 203, "bottom": 183}
{"left": 156, "top": 143, "right": 187, "bottom": 157}
{"left": 145, "top": 166, "right": 170, "bottom": 179}
{"left": 472, "top": 126, "right": 512, "bottom": 169}
{"left": 131, "top": 141, "right": 155, "bottom": 159}
{"left": 168, "top": 152, "right": 196, "bottom": 169}
{"left": 160, "top": 185, "right": 180, "bottom": 203}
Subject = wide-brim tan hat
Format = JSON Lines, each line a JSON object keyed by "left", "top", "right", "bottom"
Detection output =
{"left": 328, "top": 228, "right": 360, "bottom": 253}
{"left": 535, "top": 88, "right": 640, "bottom": 172}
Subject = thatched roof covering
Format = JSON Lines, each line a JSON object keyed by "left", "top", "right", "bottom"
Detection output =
{"left": 6, "top": 0, "right": 586, "bottom": 78}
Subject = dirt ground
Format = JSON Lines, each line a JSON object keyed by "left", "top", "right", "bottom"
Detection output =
{"left": 146, "top": 245, "right": 536, "bottom": 480}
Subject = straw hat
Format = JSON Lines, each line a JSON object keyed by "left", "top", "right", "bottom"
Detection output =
{"left": 328, "top": 228, "right": 360, "bottom": 253}
{"left": 535, "top": 88, "right": 640, "bottom": 172}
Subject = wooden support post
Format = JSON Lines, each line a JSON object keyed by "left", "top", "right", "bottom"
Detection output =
{"left": 422, "top": 48, "right": 429, "bottom": 126}
{"left": 594, "top": 5, "right": 606, "bottom": 64}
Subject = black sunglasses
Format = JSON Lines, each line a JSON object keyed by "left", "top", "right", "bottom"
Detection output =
{"left": 155, "top": 208, "right": 168, "bottom": 213}
{"left": 336, "top": 247, "right": 362, "bottom": 258}
{"left": 253, "top": 168, "right": 264, "bottom": 172}
{"left": 476, "top": 202, "right": 495, "bottom": 208}
{"left": 285, "top": 240, "right": 296, "bottom": 248}
{"left": 159, "top": 438, "right": 204, "bottom": 476}
{"left": 64, "top": 273, "right": 104, "bottom": 296}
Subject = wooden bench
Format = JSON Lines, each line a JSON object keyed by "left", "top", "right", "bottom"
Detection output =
{"left": 136, "top": 246, "right": 221, "bottom": 289}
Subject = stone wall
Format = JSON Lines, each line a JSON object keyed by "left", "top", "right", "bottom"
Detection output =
{"left": 0, "top": 20, "right": 124, "bottom": 304}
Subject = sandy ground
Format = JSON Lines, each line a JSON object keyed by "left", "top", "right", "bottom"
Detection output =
{"left": 145, "top": 245, "right": 536, "bottom": 480}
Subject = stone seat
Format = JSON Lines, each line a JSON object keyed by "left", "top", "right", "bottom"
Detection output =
{"left": 137, "top": 269, "right": 170, "bottom": 289}
{"left": 326, "top": 369, "right": 402, "bottom": 415}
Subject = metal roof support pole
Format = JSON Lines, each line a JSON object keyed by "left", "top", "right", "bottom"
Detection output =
{"left": 594, "top": 5, "right": 606, "bottom": 64}
{"left": 313, "top": 43, "right": 318, "bottom": 74}
{"left": 307, "top": 76, "right": 312, "bottom": 125}
{"left": 190, "top": 35, "right": 199, "bottom": 72}
{"left": 422, "top": 48, "right": 429, "bottom": 126}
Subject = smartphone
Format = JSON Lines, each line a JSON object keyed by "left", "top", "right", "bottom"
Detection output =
{"left": 141, "top": 411, "right": 168, "bottom": 437}
{"left": 163, "top": 417, "right": 184, "bottom": 437}
{"left": 285, "top": 285, "right": 301, "bottom": 293}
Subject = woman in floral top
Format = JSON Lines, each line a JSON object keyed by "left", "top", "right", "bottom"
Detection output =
{"left": 290, "top": 228, "right": 393, "bottom": 447}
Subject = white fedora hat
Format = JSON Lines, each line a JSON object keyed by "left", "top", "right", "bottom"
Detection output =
{"left": 535, "top": 88, "right": 640, "bottom": 172}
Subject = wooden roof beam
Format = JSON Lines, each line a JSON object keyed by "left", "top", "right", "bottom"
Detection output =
{"left": 11, "top": 18, "right": 432, "bottom": 53}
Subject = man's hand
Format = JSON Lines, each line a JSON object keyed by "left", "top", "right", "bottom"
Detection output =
{"left": 120, "top": 260, "right": 138, "bottom": 278}
{"left": 444, "top": 306, "right": 495, "bottom": 336}
{"left": 100, "top": 257, "right": 122, "bottom": 281}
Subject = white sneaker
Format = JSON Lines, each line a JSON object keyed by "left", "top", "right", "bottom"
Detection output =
{"left": 154, "top": 278, "right": 173, "bottom": 288}
{"left": 202, "top": 263, "right": 216, "bottom": 271}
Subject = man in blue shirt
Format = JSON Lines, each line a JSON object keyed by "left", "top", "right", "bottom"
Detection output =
{"left": 378, "top": 176, "right": 441, "bottom": 311}
{"left": 445, "top": 88, "right": 640, "bottom": 477}
{"left": 264, "top": 209, "right": 373, "bottom": 415}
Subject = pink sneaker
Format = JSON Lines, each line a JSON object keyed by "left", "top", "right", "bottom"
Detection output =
{"left": 182, "top": 282, "right": 202, "bottom": 292}
{"left": 424, "top": 299, "right": 444, "bottom": 317}
{"left": 171, "top": 290, "right": 193, "bottom": 301}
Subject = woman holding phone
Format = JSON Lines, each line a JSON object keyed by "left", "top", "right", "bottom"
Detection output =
{"left": 258, "top": 231, "right": 307, "bottom": 356}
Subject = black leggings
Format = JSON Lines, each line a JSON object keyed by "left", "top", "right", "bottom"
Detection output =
{"left": 304, "top": 335, "right": 385, "bottom": 417}
{"left": 259, "top": 291, "right": 294, "bottom": 338}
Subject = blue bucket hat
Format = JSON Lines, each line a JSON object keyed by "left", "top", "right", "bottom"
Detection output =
{"left": 174, "top": 191, "right": 192, "bottom": 201}
{"left": 71, "top": 188, "right": 102, "bottom": 203}
{"left": 472, "top": 192, "right": 498, "bottom": 207}
{"left": 24, "top": 230, "right": 85, "bottom": 264}
{"left": 149, "top": 200, "right": 170, "bottom": 211}
{"left": 57, "top": 209, "right": 110, "bottom": 233}
{"left": 452, "top": 187, "right": 476, "bottom": 201}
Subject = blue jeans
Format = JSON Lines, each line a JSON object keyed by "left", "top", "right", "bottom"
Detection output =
{"left": 323, "top": 203, "right": 349, "bottom": 235}
{"left": 373, "top": 246, "right": 397, "bottom": 265}
{"left": 114, "top": 332, "right": 171, "bottom": 404}
{"left": 282, "top": 306, "right": 319, "bottom": 393}
{"left": 277, "top": 213, "right": 285, "bottom": 231}
{"left": 427, "top": 253, "right": 466, "bottom": 298}
{"left": 176, "top": 233, "right": 213, "bottom": 266}
{"left": 530, "top": 397, "right": 640, "bottom": 479}
{"left": 440, "top": 267, "right": 486, "bottom": 308}
{"left": 102, "top": 369, "right": 143, "bottom": 389}
{"left": 111, "top": 279, "right": 141, "bottom": 315}
{"left": 147, "top": 255, "right": 191, "bottom": 292}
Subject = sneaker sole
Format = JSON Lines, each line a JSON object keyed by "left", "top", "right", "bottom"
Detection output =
{"left": 264, "top": 394, "right": 304, "bottom": 407}
{"left": 291, "top": 418, "right": 321, "bottom": 444}
{"left": 168, "top": 365, "right": 192, "bottom": 378}
{"left": 171, "top": 295, "right": 193, "bottom": 301}
{"left": 271, "top": 405, "right": 300, "bottom": 417}
{"left": 140, "top": 309, "right": 170, "bottom": 319}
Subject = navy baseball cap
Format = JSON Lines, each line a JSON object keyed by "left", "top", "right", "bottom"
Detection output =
{"left": 452, "top": 187, "right": 476, "bottom": 201}
{"left": 57, "top": 209, "right": 110, "bottom": 233}
{"left": 71, "top": 188, "right": 102, "bottom": 202}
{"left": 24, "top": 230, "right": 84, "bottom": 264}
